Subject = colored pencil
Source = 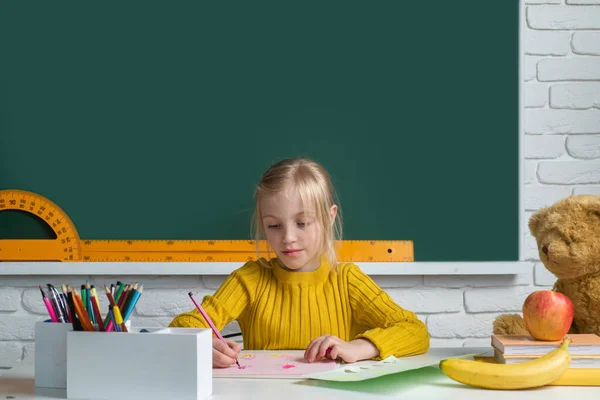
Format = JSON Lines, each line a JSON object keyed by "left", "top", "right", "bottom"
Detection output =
{"left": 66, "top": 288, "right": 83, "bottom": 331}
{"left": 71, "top": 288, "right": 94, "bottom": 331}
{"left": 188, "top": 292, "right": 240, "bottom": 368}
{"left": 61, "top": 284, "right": 72, "bottom": 322}
{"left": 114, "top": 281, "right": 125, "bottom": 303}
{"left": 39, "top": 286, "right": 58, "bottom": 322}
{"left": 122, "top": 285, "right": 143, "bottom": 323}
{"left": 85, "top": 281, "right": 95, "bottom": 324}
{"left": 104, "top": 284, "right": 127, "bottom": 332}
{"left": 105, "top": 306, "right": 115, "bottom": 332}
{"left": 39, "top": 279, "right": 145, "bottom": 333}
{"left": 117, "top": 284, "right": 130, "bottom": 309}
{"left": 113, "top": 306, "right": 127, "bottom": 333}
{"left": 47, "top": 284, "right": 68, "bottom": 323}
{"left": 80, "top": 284, "right": 86, "bottom": 310}
{"left": 90, "top": 292, "right": 104, "bottom": 331}
{"left": 91, "top": 285, "right": 102, "bottom": 321}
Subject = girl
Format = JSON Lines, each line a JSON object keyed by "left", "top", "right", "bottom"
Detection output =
{"left": 170, "top": 157, "right": 430, "bottom": 368}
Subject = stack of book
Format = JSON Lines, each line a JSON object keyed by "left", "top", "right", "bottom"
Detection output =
{"left": 488, "top": 333, "right": 600, "bottom": 386}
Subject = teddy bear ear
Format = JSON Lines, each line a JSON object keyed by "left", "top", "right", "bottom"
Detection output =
{"left": 529, "top": 207, "right": 550, "bottom": 236}
{"left": 587, "top": 196, "right": 600, "bottom": 217}
{"left": 575, "top": 194, "right": 600, "bottom": 216}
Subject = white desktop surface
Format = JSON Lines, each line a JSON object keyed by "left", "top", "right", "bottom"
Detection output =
{"left": 1, "top": 348, "right": 599, "bottom": 400}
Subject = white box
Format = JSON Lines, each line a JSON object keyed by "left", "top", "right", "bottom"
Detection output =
{"left": 33, "top": 320, "right": 132, "bottom": 389}
{"left": 34, "top": 321, "right": 72, "bottom": 389}
{"left": 66, "top": 327, "right": 213, "bottom": 400}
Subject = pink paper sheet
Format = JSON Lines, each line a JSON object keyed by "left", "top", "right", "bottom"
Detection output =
{"left": 212, "top": 350, "right": 339, "bottom": 378}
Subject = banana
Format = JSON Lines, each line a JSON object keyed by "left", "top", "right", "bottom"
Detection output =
{"left": 439, "top": 337, "right": 571, "bottom": 390}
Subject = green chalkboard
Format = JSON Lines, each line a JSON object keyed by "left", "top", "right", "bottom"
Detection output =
{"left": 0, "top": 1, "right": 519, "bottom": 261}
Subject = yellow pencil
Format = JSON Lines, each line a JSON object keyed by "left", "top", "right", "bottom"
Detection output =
{"left": 91, "top": 286, "right": 101, "bottom": 315}
{"left": 113, "top": 306, "right": 128, "bottom": 333}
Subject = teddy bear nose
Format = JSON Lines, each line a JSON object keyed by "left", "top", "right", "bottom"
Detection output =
{"left": 542, "top": 245, "right": 549, "bottom": 255}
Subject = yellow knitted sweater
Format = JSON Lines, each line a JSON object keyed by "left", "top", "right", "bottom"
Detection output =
{"left": 169, "top": 258, "right": 430, "bottom": 360}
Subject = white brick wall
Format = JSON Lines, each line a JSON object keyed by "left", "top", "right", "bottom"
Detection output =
{"left": 523, "top": 3, "right": 600, "bottom": 221}
{"left": 1, "top": 1, "right": 599, "bottom": 369}
{"left": 551, "top": 83, "right": 600, "bottom": 109}
{"left": 572, "top": 33, "right": 600, "bottom": 56}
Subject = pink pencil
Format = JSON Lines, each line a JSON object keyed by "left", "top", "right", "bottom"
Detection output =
{"left": 188, "top": 292, "right": 241, "bottom": 368}
{"left": 39, "top": 286, "right": 59, "bottom": 322}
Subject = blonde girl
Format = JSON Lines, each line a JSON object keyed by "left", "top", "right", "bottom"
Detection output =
{"left": 170, "top": 157, "right": 430, "bottom": 368}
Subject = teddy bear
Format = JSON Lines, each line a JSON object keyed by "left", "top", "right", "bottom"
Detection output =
{"left": 493, "top": 194, "right": 600, "bottom": 337}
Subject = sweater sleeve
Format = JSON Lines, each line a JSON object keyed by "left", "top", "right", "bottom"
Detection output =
{"left": 346, "top": 263, "right": 430, "bottom": 360}
{"left": 169, "top": 262, "right": 257, "bottom": 331}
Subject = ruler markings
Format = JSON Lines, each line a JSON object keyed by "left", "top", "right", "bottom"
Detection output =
{"left": 0, "top": 189, "right": 414, "bottom": 262}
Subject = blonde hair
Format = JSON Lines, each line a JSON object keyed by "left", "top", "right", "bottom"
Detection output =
{"left": 251, "top": 157, "right": 343, "bottom": 270}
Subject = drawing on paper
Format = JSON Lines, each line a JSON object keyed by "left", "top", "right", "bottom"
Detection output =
{"left": 268, "top": 353, "right": 293, "bottom": 359}
{"left": 213, "top": 350, "right": 338, "bottom": 378}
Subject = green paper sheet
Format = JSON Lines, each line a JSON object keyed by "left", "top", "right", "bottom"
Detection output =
{"left": 305, "top": 348, "right": 488, "bottom": 382}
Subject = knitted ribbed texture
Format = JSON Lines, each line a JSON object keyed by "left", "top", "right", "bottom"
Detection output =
{"left": 169, "top": 258, "right": 430, "bottom": 360}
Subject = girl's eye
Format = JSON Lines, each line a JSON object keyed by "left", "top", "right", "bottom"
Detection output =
{"left": 267, "top": 224, "right": 280, "bottom": 229}
{"left": 297, "top": 222, "right": 306, "bottom": 227}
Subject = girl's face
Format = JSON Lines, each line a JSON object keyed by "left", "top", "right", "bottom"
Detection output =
{"left": 260, "top": 188, "right": 326, "bottom": 272}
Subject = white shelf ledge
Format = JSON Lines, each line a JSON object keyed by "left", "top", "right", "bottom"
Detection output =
{"left": 0, "top": 261, "right": 530, "bottom": 276}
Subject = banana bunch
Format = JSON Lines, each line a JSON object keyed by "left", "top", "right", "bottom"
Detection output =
{"left": 439, "top": 337, "right": 571, "bottom": 390}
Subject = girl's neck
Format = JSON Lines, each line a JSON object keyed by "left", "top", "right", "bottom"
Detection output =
{"left": 278, "top": 256, "right": 321, "bottom": 273}
{"left": 272, "top": 257, "right": 331, "bottom": 285}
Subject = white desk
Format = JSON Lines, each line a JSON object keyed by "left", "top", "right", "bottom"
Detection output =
{"left": 1, "top": 349, "right": 599, "bottom": 400}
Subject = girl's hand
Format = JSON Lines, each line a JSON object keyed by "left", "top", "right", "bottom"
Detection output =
{"left": 212, "top": 337, "right": 241, "bottom": 368}
{"left": 304, "top": 334, "right": 379, "bottom": 363}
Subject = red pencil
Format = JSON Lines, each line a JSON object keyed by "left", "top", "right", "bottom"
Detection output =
{"left": 90, "top": 293, "right": 104, "bottom": 331}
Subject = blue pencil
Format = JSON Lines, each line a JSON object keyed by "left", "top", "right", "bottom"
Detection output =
{"left": 122, "top": 285, "right": 143, "bottom": 323}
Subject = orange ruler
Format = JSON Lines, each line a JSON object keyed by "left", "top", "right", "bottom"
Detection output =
{"left": 0, "top": 189, "right": 414, "bottom": 262}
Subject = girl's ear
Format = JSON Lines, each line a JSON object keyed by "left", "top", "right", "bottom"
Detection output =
{"left": 330, "top": 204, "right": 338, "bottom": 226}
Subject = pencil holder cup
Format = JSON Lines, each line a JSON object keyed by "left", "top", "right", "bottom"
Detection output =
{"left": 34, "top": 321, "right": 73, "bottom": 389}
{"left": 66, "top": 327, "right": 213, "bottom": 400}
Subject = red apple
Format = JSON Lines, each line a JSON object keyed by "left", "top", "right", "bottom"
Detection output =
{"left": 522, "top": 290, "right": 574, "bottom": 341}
